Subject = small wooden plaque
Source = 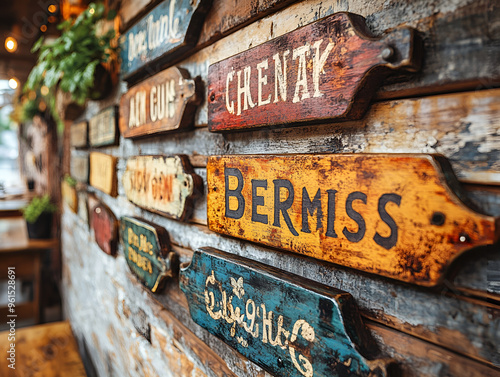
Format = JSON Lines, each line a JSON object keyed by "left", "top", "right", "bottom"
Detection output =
{"left": 207, "top": 154, "right": 499, "bottom": 286}
{"left": 119, "top": 67, "right": 200, "bottom": 138}
{"left": 208, "top": 12, "right": 421, "bottom": 132}
{"left": 70, "top": 154, "right": 89, "bottom": 183}
{"left": 70, "top": 121, "right": 88, "bottom": 148}
{"left": 61, "top": 180, "right": 78, "bottom": 213}
{"left": 181, "top": 247, "right": 395, "bottom": 377}
{"left": 122, "top": 155, "right": 203, "bottom": 221}
{"left": 89, "top": 152, "right": 118, "bottom": 197}
{"left": 120, "top": 216, "right": 177, "bottom": 292}
{"left": 92, "top": 202, "right": 118, "bottom": 256}
{"left": 120, "top": 0, "right": 212, "bottom": 82}
{"left": 89, "top": 107, "right": 118, "bottom": 147}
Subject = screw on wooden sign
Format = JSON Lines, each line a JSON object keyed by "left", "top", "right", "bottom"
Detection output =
{"left": 89, "top": 152, "right": 118, "bottom": 197}
{"left": 207, "top": 154, "right": 500, "bottom": 286}
{"left": 180, "top": 247, "right": 397, "bottom": 377}
{"left": 119, "top": 67, "right": 201, "bottom": 138}
{"left": 89, "top": 106, "right": 118, "bottom": 147}
{"left": 122, "top": 155, "right": 203, "bottom": 221}
{"left": 120, "top": 217, "right": 178, "bottom": 292}
{"left": 70, "top": 121, "right": 88, "bottom": 148}
{"left": 92, "top": 202, "right": 118, "bottom": 256}
{"left": 208, "top": 12, "right": 421, "bottom": 132}
{"left": 120, "top": 0, "right": 213, "bottom": 82}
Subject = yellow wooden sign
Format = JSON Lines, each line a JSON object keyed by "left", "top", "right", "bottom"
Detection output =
{"left": 89, "top": 152, "right": 118, "bottom": 197}
{"left": 207, "top": 154, "right": 499, "bottom": 286}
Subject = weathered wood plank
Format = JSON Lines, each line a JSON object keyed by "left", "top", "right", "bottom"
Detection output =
{"left": 89, "top": 106, "right": 119, "bottom": 147}
{"left": 92, "top": 202, "right": 118, "bottom": 256}
{"left": 119, "top": 0, "right": 213, "bottom": 82}
{"left": 89, "top": 152, "right": 118, "bottom": 197}
{"left": 70, "top": 153, "right": 89, "bottom": 183}
{"left": 181, "top": 247, "right": 396, "bottom": 377}
{"left": 208, "top": 12, "right": 420, "bottom": 132}
{"left": 120, "top": 216, "right": 178, "bottom": 292}
{"left": 70, "top": 121, "right": 88, "bottom": 148}
{"left": 119, "top": 67, "right": 201, "bottom": 138}
{"left": 123, "top": 155, "right": 203, "bottom": 221}
{"left": 207, "top": 154, "right": 499, "bottom": 286}
{"left": 61, "top": 180, "right": 78, "bottom": 213}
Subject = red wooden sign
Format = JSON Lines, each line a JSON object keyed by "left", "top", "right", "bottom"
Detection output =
{"left": 208, "top": 12, "right": 421, "bottom": 132}
{"left": 92, "top": 202, "right": 118, "bottom": 256}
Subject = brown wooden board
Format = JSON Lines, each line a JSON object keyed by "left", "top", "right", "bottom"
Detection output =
{"left": 70, "top": 154, "right": 89, "bottom": 183}
{"left": 180, "top": 247, "right": 396, "bottom": 377}
{"left": 208, "top": 12, "right": 421, "bottom": 132}
{"left": 89, "top": 152, "right": 118, "bottom": 197}
{"left": 92, "top": 202, "right": 118, "bottom": 256}
{"left": 89, "top": 106, "right": 119, "bottom": 147}
{"left": 207, "top": 154, "right": 500, "bottom": 286}
{"left": 119, "top": 67, "right": 201, "bottom": 138}
{"left": 61, "top": 180, "right": 78, "bottom": 213}
{"left": 70, "top": 121, "right": 88, "bottom": 148}
{"left": 119, "top": 0, "right": 213, "bottom": 82}
{"left": 120, "top": 216, "right": 178, "bottom": 292}
{"left": 123, "top": 155, "right": 203, "bottom": 221}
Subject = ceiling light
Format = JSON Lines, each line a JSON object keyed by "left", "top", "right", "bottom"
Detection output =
{"left": 5, "top": 37, "right": 17, "bottom": 53}
{"left": 8, "top": 78, "right": 19, "bottom": 90}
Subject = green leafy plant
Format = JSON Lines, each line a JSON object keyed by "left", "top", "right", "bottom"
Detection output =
{"left": 25, "top": 2, "right": 117, "bottom": 109}
{"left": 64, "top": 174, "right": 77, "bottom": 187}
{"left": 22, "top": 194, "right": 58, "bottom": 224}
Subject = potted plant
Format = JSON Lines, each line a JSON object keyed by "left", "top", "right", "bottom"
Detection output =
{"left": 22, "top": 194, "right": 58, "bottom": 239}
{"left": 25, "top": 2, "right": 117, "bottom": 120}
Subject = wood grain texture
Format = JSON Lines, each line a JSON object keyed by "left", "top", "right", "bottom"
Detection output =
{"left": 89, "top": 106, "right": 118, "bottom": 147}
{"left": 119, "top": 66, "right": 201, "bottom": 138}
{"left": 181, "top": 247, "right": 396, "bottom": 377}
{"left": 123, "top": 155, "right": 203, "bottom": 221}
{"left": 92, "top": 201, "right": 118, "bottom": 256}
{"left": 119, "top": 0, "right": 213, "bottom": 82}
{"left": 207, "top": 154, "right": 499, "bottom": 286}
{"left": 208, "top": 12, "right": 420, "bottom": 132}
{"left": 120, "top": 216, "right": 178, "bottom": 292}
{"left": 89, "top": 152, "right": 118, "bottom": 197}
{"left": 70, "top": 121, "right": 88, "bottom": 148}
{"left": 70, "top": 154, "right": 89, "bottom": 183}
{"left": 61, "top": 180, "right": 78, "bottom": 213}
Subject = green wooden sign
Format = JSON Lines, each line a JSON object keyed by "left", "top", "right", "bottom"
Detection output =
{"left": 120, "top": 217, "right": 177, "bottom": 292}
{"left": 180, "top": 247, "right": 396, "bottom": 377}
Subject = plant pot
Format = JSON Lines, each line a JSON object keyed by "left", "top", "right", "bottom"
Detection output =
{"left": 90, "top": 64, "right": 113, "bottom": 101}
{"left": 26, "top": 211, "right": 53, "bottom": 239}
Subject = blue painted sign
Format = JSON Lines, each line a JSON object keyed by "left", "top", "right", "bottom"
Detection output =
{"left": 120, "top": 0, "right": 212, "bottom": 81}
{"left": 180, "top": 247, "right": 396, "bottom": 377}
{"left": 120, "top": 217, "right": 177, "bottom": 292}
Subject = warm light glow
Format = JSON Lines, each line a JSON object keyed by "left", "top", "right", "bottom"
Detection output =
{"left": 28, "top": 91, "right": 37, "bottom": 100}
{"left": 48, "top": 4, "right": 57, "bottom": 13}
{"left": 38, "top": 101, "right": 47, "bottom": 112}
{"left": 40, "top": 25, "right": 47, "bottom": 32}
{"left": 89, "top": 7, "right": 95, "bottom": 14}
{"left": 8, "top": 78, "right": 18, "bottom": 90}
{"left": 48, "top": 16, "right": 57, "bottom": 23}
{"left": 40, "top": 86, "right": 49, "bottom": 96}
{"left": 5, "top": 37, "right": 17, "bottom": 52}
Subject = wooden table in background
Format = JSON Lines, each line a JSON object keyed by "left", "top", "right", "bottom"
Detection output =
{"left": 0, "top": 321, "right": 87, "bottom": 376}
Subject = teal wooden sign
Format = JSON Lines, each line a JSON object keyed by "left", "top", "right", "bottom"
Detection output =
{"left": 120, "top": 217, "right": 177, "bottom": 292}
{"left": 120, "top": 0, "right": 212, "bottom": 81}
{"left": 180, "top": 247, "right": 396, "bottom": 377}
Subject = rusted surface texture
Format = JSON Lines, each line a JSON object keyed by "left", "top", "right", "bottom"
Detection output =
{"left": 208, "top": 154, "right": 499, "bottom": 286}
{"left": 119, "top": 67, "right": 201, "bottom": 138}
{"left": 122, "top": 155, "right": 203, "bottom": 221}
{"left": 92, "top": 202, "right": 119, "bottom": 256}
{"left": 208, "top": 12, "right": 420, "bottom": 132}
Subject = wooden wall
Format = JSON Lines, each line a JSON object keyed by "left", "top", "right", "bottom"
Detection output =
{"left": 61, "top": 0, "right": 500, "bottom": 376}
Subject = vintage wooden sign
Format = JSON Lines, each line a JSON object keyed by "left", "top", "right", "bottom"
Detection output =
{"left": 207, "top": 154, "right": 500, "bottom": 286}
{"left": 120, "top": 0, "right": 212, "bottom": 81}
{"left": 70, "top": 121, "right": 88, "bottom": 148}
{"left": 92, "top": 202, "right": 118, "bottom": 256}
{"left": 89, "top": 107, "right": 118, "bottom": 147}
{"left": 208, "top": 12, "right": 421, "bottom": 132}
{"left": 120, "top": 217, "right": 177, "bottom": 292}
{"left": 70, "top": 154, "right": 89, "bottom": 183}
{"left": 122, "top": 155, "right": 202, "bottom": 221}
{"left": 119, "top": 67, "right": 200, "bottom": 138}
{"left": 61, "top": 180, "right": 78, "bottom": 213}
{"left": 89, "top": 152, "right": 118, "bottom": 197}
{"left": 180, "top": 247, "right": 395, "bottom": 377}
